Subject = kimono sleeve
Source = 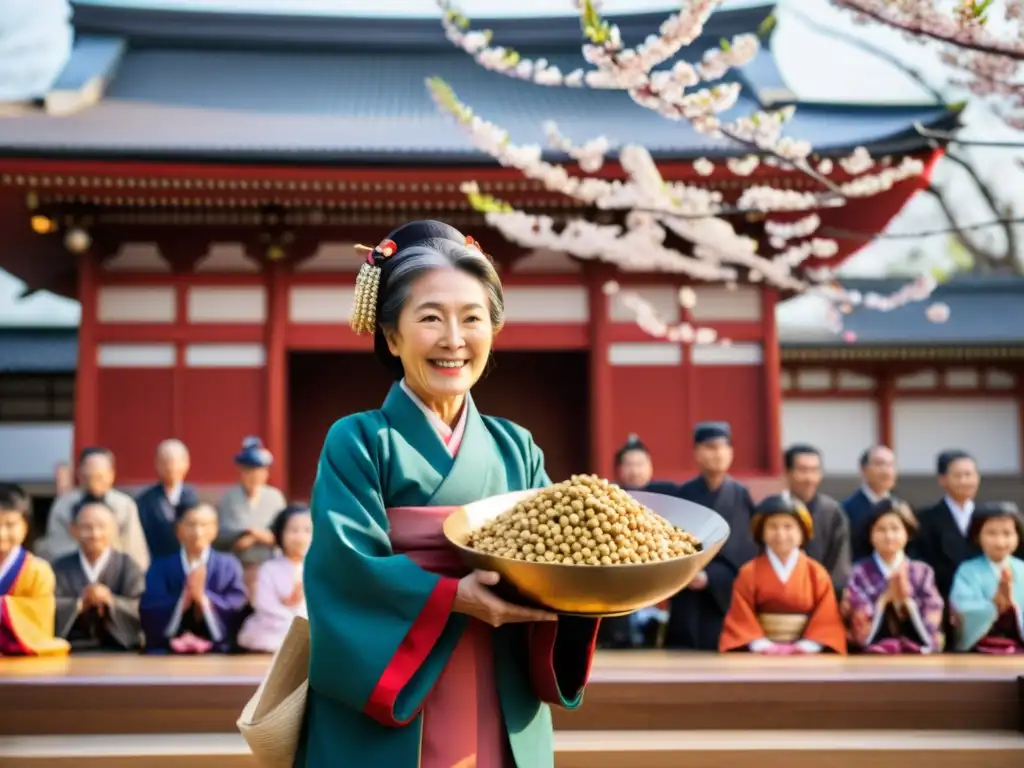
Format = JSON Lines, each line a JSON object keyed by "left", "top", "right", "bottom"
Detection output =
{"left": 306, "top": 415, "right": 465, "bottom": 728}
{"left": 949, "top": 560, "right": 999, "bottom": 651}
{"left": 840, "top": 563, "right": 880, "bottom": 648}
{"left": 801, "top": 560, "right": 847, "bottom": 654}
{"left": 717, "top": 561, "right": 763, "bottom": 652}
{"left": 106, "top": 554, "right": 145, "bottom": 650}
{"left": 909, "top": 562, "right": 945, "bottom": 651}
{"left": 0, "top": 558, "right": 70, "bottom": 656}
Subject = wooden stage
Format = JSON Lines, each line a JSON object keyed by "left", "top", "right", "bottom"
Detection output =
{"left": 1, "top": 652, "right": 1023, "bottom": 767}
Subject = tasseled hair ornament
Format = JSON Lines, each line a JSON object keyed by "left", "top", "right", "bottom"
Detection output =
{"left": 349, "top": 233, "right": 490, "bottom": 335}
{"left": 350, "top": 238, "right": 398, "bottom": 335}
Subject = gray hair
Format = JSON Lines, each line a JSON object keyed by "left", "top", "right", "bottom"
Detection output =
{"left": 156, "top": 439, "right": 190, "bottom": 461}
{"left": 374, "top": 238, "right": 504, "bottom": 378}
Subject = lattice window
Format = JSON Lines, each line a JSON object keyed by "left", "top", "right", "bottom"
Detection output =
{"left": 0, "top": 374, "right": 75, "bottom": 422}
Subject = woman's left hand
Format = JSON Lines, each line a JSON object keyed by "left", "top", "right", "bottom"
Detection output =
{"left": 453, "top": 570, "right": 558, "bottom": 627}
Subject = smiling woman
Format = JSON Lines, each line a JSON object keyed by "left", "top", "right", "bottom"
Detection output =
{"left": 290, "top": 220, "right": 601, "bottom": 768}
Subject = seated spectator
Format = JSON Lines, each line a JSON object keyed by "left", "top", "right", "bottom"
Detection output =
{"left": 950, "top": 502, "right": 1024, "bottom": 654}
{"left": 137, "top": 439, "right": 201, "bottom": 560}
{"left": 238, "top": 504, "right": 311, "bottom": 653}
{"left": 216, "top": 437, "right": 287, "bottom": 594}
{"left": 53, "top": 498, "right": 145, "bottom": 651}
{"left": 141, "top": 502, "right": 248, "bottom": 654}
{"left": 720, "top": 493, "right": 846, "bottom": 656}
{"left": 36, "top": 447, "right": 150, "bottom": 570}
{"left": 0, "top": 483, "right": 70, "bottom": 657}
{"left": 841, "top": 499, "right": 944, "bottom": 654}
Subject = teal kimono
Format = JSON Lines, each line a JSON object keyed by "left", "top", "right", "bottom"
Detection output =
{"left": 949, "top": 555, "right": 1024, "bottom": 652}
{"left": 298, "top": 384, "right": 600, "bottom": 767}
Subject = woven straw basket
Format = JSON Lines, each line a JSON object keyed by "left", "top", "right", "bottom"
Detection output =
{"left": 237, "top": 617, "right": 310, "bottom": 768}
{"left": 757, "top": 612, "right": 809, "bottom": 644}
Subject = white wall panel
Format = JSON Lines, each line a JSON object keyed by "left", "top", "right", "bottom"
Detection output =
{"left": 97, "top": 286, "right": 176, "bottom": 323}
{"left": 188, "top": 286, "right": 266, "bottom": 323}
{"left": 289, "top": 286, "right": 355, "bottom": 323}
{"left": 502, "top": 286, "right": 588, "bottom": 323}
{"left": 782, "top": 398, "right": 878, "bottom": 473}
{"left": 608, "top": 342, "right": 681, "bottom": 366}
{"left": 691, "top": 343, "right": 762, "bottom": 366}
{"left": 608, "top": 286, "right": 680, "bottom": 324}
{"left": 0, "top": 424, "right": 73, "bottom": 482}
{"left": 688, "top": 285, "right": 761, "bottom": 321}
{"left": 893, "top": 398, "right": 1020, "bottom": 473}
{"left": 97, "top": 343, "right": 176, "bottom": 368}
{"left": 185, "top": 344, "right": 266, "bottom": 368}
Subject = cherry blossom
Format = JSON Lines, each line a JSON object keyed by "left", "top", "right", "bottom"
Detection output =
{"left": 428, "top": 1, "right": 946, "bottom": 343}
{"left": 831, "top": 0, "right": 1024, "bottom": 130}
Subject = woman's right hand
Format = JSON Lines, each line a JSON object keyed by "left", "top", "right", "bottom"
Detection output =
{"left": 453, "top": 570, "right": 558, "bottom": 627}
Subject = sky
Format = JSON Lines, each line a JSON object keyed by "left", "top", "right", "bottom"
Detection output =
{"left": 0, "top": 0, "right": 1017, "bottom": 329}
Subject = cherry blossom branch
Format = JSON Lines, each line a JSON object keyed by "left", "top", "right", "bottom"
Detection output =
{"left": 830, "top": 0, "right": 1024, "bottom": 61}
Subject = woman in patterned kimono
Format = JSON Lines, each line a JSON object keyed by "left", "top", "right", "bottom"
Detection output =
{"left": 237, "top": 503, "right": 311, "bottom": 653}
{"left": 950, "top": 501, "right": 1024, "bottom": 654}
{"left": 841, "top": 498, "right": 944, "bottom": 654}
{"left": 298, "top": 221, "right": 601, "bottom": 768}
{"left": 719, "top": 493, "right": 846, "bottom": 655}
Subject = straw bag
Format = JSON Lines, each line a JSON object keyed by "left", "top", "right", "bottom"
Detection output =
{"left": 237, "top": 616, "right": 310, "bottom": 768}
{"left": 758, "top": 612, "right": 809, "bottom": 644}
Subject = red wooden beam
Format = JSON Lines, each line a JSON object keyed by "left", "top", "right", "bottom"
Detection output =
{"left": 95, "top": 324, "right": 265, "bottom": 343}
{"left": 73, "top": 252, "right": 99, "bottom": 459}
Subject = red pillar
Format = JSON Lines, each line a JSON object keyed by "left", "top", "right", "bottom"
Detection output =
{"left": 761, "top": 287, "right": 783, "bottom": 475}
{"left": 73, "top": 250, "right": 99, "bottom": 460}
{"left": 265, "top": 262, "right": 289, "bottom": 492}
{"left": 587, "top": 266, "right": 614, "bottom": 479}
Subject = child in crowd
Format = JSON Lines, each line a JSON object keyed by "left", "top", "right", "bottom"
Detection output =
{"left": 720, "top": 493, "right": 846, "bottom": 655}
{"left": 53, "top": 497, "right": 145, "bottom": 651}
{"left": 841, "top": 498, "right": 944, "bottom": 654}
{"left": 140, "top": 502, "right": 248, "bottom": 654}
{"left": 237, "top": 504, "right": 311, "bottom": 653}
{"left": 950, "top": 501, "right": 1024, "bottom": 654}
{"left": 0, "top": 483, "right": 70, "bottom": 656}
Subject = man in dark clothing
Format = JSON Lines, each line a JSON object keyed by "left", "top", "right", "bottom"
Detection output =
{"left": 665, "top": 422, "right": 757, "bottom": 651}
{"left": 599, "top": 435, "right": 676, "bottom": 649}
{"left": 842, "top": 445, "right": 897, "bottom": 561}
{"left": 783, "top": 444, "right": 852, "bottom": 592}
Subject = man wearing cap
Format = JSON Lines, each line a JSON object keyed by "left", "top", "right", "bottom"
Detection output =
{"left": 215, "top": 437, "right": 287, "bottom": 594}
{"left": 665, "top": 422, "right": 758, "bottom": 650}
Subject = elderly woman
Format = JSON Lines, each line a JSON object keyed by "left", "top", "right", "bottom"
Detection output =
{"left": 298, "top": 221, "right": 600, "bottom": 768}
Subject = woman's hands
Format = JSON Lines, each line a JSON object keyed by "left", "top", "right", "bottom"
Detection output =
{"left": 453, "top": 570, "right": 558, "bottom": 627}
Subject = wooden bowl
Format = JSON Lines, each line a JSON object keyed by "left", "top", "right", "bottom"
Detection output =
{"left": 442, "top": 488, "right": 730, "bottom": 617}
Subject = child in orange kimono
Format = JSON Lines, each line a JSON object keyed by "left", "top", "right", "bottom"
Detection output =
{"left": 720, "top": 493, "right": 847, "bottom": 655}
{"left": 0, "top": 483, "right": 70, "bottom": 656}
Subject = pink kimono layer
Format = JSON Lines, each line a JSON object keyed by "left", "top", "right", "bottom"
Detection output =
{"left": 388, "top": 505, "right": 513, "bottom": 768}
{"left": 237, "top": 556, "right": 306, "bottom": 653}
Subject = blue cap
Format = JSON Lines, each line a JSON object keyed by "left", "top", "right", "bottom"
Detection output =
{"left": 694, "top": 422, "right": 731, "bottom": 445}
{"left": 235, "top": 436, "right": 273, "bottom": 468}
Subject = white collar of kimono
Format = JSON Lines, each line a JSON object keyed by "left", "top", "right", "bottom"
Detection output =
{"left": 861, "top": 485, "right": 889, "bottom": 504}
{"left": 987, "top": 557, "right": 1011, "bottom": 574}
{"left": 79, "top": 547, "right": 113, "bottom": 585}
{"left": 944, "top": 495, "right": 975, "bottom": 534}
{"left": 873, "top": 550, "right": 905, "bottom": 579}
{"left": 399, "top": 379, "right": 468, "bottom": 446}
{"left": 164, "top": 484, "right": 183, "bottom": 506}
{"left": 766, "top": 548, "right": 800, "bottom": 584}
{"left": 0, "top": 545, "right": 22, "bottom": 584}
{"left": 180, "top": 547, "right": 211, "bottom": 571}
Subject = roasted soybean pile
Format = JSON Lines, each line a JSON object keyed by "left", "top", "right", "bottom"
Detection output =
{"left": 466, "top": 474, "right": 701, "bottom": 565}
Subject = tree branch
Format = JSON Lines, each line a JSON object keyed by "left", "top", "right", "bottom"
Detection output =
{"left": 831, "top": 1, "right": 1024, "bottom": 61}
{"left": 786, "top": 6, "right": 946, "bottom": 103}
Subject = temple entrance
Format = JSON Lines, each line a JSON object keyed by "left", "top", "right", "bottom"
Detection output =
{"left": 286, "top": 350, "right": 589, "bottom": 500}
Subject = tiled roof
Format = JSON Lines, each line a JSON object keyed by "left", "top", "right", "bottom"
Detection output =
{"left": 0, "top": 329, "right": 79, "bottom": 373}
{"left": 0, "top": 2, "right": 959, "bottom": 163}
{"left": 786, "top": 276, "right": 1024, "bottom": 346}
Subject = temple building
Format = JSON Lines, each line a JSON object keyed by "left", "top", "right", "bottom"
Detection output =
{"left": 0, "top": 1, "right": 978, "bottom": 499}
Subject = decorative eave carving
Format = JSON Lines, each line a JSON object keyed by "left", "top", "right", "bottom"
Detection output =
{"left": 780, "top": 345, "right": 1024, "bottom": 362}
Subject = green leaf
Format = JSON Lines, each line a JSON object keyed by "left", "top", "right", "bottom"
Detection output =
{"left": 946, "top": 234, "right": 976, "bottom": 271}
{"left": 757, "top": 13, "right": 777, "bottom": 39}
{"left": 720, "top": 38, "right": 732, "bottom": 51}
